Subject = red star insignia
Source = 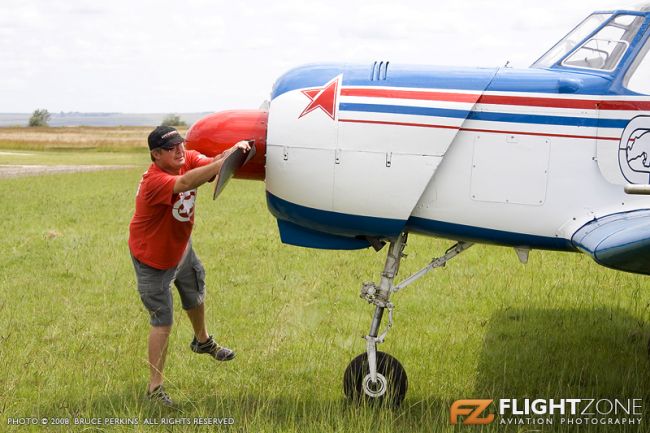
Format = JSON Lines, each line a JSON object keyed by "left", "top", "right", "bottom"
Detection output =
{"left": 299, "top": 76, "right": 341, "bottom": 120}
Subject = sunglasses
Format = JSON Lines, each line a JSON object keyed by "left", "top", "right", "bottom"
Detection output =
{"left": 161, "top": 143, "right": 184, "bottom": 152}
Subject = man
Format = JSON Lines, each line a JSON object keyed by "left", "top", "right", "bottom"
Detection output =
{"left": 129, "top": 125, "right": 250, "bottom": 406}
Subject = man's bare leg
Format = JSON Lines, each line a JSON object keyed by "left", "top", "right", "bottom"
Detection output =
{"left": 187, "top": 303, "right": 235, "bottom": 361}
{"left": 148, "top": 325, "right": 172, "bottom": 392}
{"left": 186, "top": 303, "right": 209, "bottom": 343}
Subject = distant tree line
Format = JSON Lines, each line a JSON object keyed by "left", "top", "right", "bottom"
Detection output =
{"left": 29, "top": 109, "right": 51, "bottom": 127}
{"left": 161, "top": 114, "right": 187, "bottom": 127}
{"left": 26, "top": 110, "right": 188, "bottom": 128}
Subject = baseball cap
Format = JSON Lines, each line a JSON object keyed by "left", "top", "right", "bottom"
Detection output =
{"left": 148, "top": 126, "right": 185, "bottom": 151}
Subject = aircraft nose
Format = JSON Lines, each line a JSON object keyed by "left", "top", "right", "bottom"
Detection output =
{"left": 185, "top": 109, "right": 267, "bottom": 180}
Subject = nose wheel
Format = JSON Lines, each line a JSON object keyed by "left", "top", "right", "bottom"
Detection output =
{"left": 343, "top": 351, "right": 407, "bottom": 406}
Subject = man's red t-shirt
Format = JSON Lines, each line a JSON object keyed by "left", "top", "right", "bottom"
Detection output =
{"left": 129, "top": 150, "right": 212, "bottom": 269}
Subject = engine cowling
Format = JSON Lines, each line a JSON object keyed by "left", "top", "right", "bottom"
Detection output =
{"left": 185, "top": 109, "right": 267, "bottom": 180}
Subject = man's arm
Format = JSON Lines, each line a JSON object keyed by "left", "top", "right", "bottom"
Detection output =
{"left": 173, "top": 141, "right": 250, "bottom": 193}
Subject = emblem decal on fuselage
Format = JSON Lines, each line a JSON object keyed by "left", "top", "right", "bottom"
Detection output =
{"left": 299, "top": 75, "right": 341, "bottom": 120}
{"left": 619, "top": 116, "right": 650, "bottom": 184}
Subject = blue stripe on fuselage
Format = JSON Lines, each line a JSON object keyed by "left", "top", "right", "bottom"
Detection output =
{"left": 266, "top": 191, "right": 574, "bottom": 251}
{"left": 339, "top": 103, "right": 470, "bottom": 119}
{"left": 266, "top": 191, "right": 405, "bottom": 238}
{"left": 408, "top": 217, "right": 574, "bottom": 251}
{"left": 339, "top": 102, "right": 627, "bottom": 129}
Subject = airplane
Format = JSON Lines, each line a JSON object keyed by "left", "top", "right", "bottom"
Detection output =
{"left": 184, "top": 4, "right": 650, "bottom": 406}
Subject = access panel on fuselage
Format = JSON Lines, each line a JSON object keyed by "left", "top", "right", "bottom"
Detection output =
{"left": 331, "top": 148, "right": 441, "bottom": 220}
{"left": 470, "top": 134, "right": 550, "bottom": 206}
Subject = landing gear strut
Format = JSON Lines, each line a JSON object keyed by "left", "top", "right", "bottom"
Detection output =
{"left": 343, "top": 233, "right": 473, "bottom": 406}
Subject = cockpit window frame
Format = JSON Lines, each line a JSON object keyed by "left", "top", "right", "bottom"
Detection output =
{"left": 531, "top": 13, "right": 611, "bottom": 69}
{"left": 623, "top": 27, "right": 650, "bottom": 94}
{"left": 532, "top": 10, "right": 648, "bottom": 75}
{"left": 560, "top": 38, "right": 630, "bottom": 72}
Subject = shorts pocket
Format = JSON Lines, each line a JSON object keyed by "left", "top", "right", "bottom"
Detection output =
{"left": 192, "top": 263, "right": 206, "bottom": 294}
{"left": 132, "top": 258, "right": 175, "bottom": 326}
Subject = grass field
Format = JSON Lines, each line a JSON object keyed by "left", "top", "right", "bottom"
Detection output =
{"left": 1, "top": 128, "right": 650, "bottom": 432}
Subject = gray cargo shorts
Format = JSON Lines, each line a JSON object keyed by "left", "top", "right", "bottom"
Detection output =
{"left": 131, "top": 244, "right": 206, "bottom": 327}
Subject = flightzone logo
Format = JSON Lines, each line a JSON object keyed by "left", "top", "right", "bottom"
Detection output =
{"left": 450, "top": 398, "right": 643, "bottom": 427}
{"left": 450, "top": 400, "right": 495, "bottom": 425}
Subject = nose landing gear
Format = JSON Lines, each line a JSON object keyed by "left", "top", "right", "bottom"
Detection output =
{"left": 343, "top": 233, "right": 473, "bottom": 406}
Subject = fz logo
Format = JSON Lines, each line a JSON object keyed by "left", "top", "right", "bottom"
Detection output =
{"left": 172, "top": 190, "right": 196, "bottom": 222}
{"left": 619, "top": 116, "right": 650, "bottom": 184}
{"left": 450, "top": 399, "right": 495, "bottom": 425}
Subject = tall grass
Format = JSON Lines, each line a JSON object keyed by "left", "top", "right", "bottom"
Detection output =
{"left": 0, "top": 127, "right": 186, "bottom": 152}
{"left": 0, "top": 153, "right": 649, "bottom": 432}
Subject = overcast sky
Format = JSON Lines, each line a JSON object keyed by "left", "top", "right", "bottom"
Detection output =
{"left": 0, "top": 0, "right": 643, "bottom": 113}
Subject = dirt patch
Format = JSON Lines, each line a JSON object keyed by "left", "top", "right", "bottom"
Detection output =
{"left": 0, "top": 164, "right": 134, "bottom": 179}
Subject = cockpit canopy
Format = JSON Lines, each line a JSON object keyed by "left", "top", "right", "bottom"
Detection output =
{"left": 531, "top": 5, "right": 650, "bottom": 94}
{"left": 533, "top": 11, "right": 646, "bottom": 72}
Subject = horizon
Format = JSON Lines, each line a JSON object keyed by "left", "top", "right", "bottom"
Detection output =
{"left": 0, "top": 112, "right": 213, "bottom": 127}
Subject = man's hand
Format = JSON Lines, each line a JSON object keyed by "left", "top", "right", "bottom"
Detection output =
{"left": 230, "top": 140, "right": 251, "bottom": 154}
{"left": 173, "top": 141, "right": 253, "bottom": 194}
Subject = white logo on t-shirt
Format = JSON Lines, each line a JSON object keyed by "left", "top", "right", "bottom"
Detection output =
{"left": 172, "top": 190, "right": 196, "bottom": 222}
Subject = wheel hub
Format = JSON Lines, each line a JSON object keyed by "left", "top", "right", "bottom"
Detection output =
{"left": 362, "top": 373, "right": 388, "bottom": 398}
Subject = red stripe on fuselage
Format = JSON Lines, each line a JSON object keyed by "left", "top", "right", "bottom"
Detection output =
{"left": 341, "top": 88, "right": 480, "bottom": 103}
{"left": 459, "top": 126, "right": 619, "bottom": 141}
{"left": 341, "top": 87, "right": 650, "bottom": 111}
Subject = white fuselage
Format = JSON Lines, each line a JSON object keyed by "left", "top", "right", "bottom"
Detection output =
{"left": 265, "top": 65, "right": 650, "bottom": 250}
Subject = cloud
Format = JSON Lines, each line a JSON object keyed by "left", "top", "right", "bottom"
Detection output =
{"left": 0, "top": 0, "right": 644, "bottom": 112}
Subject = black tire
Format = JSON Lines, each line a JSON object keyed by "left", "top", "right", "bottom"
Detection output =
{"left": 343, "top": 351, "right": 408, "bottom": 407}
